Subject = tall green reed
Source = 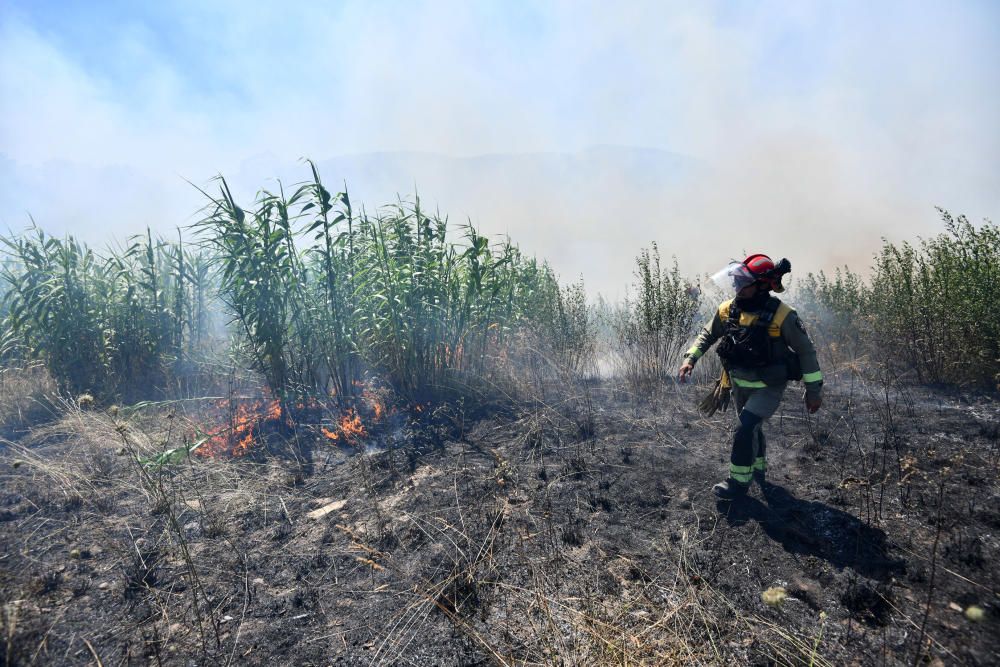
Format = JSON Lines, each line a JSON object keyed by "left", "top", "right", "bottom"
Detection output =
{"left": 195, "top": 164, "right": 570, "bottom": 406}
{"left": 1, "top": 228, "right": 210, "bottom": 399}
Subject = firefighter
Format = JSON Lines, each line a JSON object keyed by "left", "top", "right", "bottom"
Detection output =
{"left": 678, "top": 255, "right": 823, "bottom": 499}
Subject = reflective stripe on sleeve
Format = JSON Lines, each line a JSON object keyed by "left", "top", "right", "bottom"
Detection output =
{"left": 686, "top": 346, "right": 703, "bottom": 360}
{"left": 802, "top": 370, "right": 823, "bottom": 383}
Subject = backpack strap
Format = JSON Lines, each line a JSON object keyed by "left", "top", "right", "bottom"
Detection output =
{"left": 718, "top": 297, "right": 792, "bottom": 337}
{"left": 772, "top": 302, "right": 792, "bottom": 328}
{"left": 728, "top": 300, "right": 740, "bottom": 323}
{"left": 756, "top": 297, "right": 781, "bottom": 325}
{"left": 766, "top": 299, "right": 793, "bottom": 338}
{"left": 718, "top": 298, "right": 736, "bottom": 323}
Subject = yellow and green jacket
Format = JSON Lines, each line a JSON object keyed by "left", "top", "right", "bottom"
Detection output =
{"left": 685, "top": 297, "right": 823, "bottom": 397}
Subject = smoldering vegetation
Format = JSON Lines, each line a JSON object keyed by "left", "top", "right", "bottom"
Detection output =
{"left": 0, "top": 168, "right": 997, "bottom": 666}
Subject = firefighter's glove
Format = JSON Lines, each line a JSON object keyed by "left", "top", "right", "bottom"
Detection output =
{"left": 698, "top": 380, "right": 730, "bottom": 417}
{"left": 805, "top": 394, "right": 822, "bottom": 414}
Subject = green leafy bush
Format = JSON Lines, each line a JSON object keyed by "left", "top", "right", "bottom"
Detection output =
{"left": 797, "top": 210, "right": 999, "bottom": 387}
{"left": 794, "top": 267, "right": 868, "bottom": 367}
{"left": 551, "top": 279, "right": 598, "bottom": 375}
{"left": 613, "top": 244, "right": 701, "bottom": 392}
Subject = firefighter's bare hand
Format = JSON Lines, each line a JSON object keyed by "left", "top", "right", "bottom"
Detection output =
{"left": 678, "top": 362, "right": 694, "bottom": 382}
{"left": 805, "top": 395, "right": 822, "bottom": 413}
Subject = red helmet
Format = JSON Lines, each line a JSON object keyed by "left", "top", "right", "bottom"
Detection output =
{"left": 743, "top": 254, "right": 790, "bottom": 292}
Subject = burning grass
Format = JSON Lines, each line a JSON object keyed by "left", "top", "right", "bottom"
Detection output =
{"left": 184, "top": 382, "right": 393, "bottom": 460}
{"left": 194, "top": 397, "right": 286, "bottom": 458}
{"left": 320, "top": 408, "right": 366, "bottom": 444}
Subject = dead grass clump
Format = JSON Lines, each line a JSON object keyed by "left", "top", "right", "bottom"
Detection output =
{"left": 0, "top": 365, "right": 57, "bottom": 433}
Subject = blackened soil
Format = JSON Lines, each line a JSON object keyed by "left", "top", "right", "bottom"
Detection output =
{"left": 1, "top": 375, "right": 998, "bottom": 665}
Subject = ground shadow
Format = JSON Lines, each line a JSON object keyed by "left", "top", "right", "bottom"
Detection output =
{"left": 716, "top": 484, "right": 905, "bottom": 580}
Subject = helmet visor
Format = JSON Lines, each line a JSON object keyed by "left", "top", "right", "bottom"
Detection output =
{"left": 710, "top": 262, "right": 758, "bottom": 296}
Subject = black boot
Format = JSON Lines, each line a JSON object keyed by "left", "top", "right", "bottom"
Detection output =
{"left": 713, "top": 479, "right": 749, "bottom": 500}
{"left": 753, "top": 470, "right": 767, "bottom": 487}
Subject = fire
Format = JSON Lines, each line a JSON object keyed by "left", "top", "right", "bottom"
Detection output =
{"left": 321, "top": 407, "right": 367, "bottom": 443}
{"left": 196, "top": 398, "right": 285, "bottom": 458}
{"left": 340, "top": 409, "right": 366, "bottom": 438}
{"left": 195, "top": 382, "right": 391, "bottom": 457}
{"left": 362, "top": 388, "right": 385, "bottom": 420}
{"left": 320, "top": 387, "right": 389, "bottom": 445}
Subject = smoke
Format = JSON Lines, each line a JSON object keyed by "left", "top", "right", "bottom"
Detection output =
{"left": 1, "top": 1, "right": 997, "bottom": 297}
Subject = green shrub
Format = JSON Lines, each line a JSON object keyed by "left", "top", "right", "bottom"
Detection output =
{"left": 530, "top": 277, "right": 597, "bottom": 376}
{"left": 613, "top": 244, "right": 701, "bottom": 392}
{"left": 795, "top": 267, "right": 868, "bottom": 367}
{"left": 797, "top": 210, "right": 999, "bottom": 388}
{"left": 869, "top": 210, "right": 999, "bottom": 385}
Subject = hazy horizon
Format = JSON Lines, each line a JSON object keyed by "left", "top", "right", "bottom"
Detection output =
{"left": 2, "top": 1, "right": 997, "bottom": 298}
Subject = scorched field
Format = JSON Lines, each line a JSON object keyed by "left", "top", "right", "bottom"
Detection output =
{"left": 1, "top": 171, "right": 997, "bottom": 666}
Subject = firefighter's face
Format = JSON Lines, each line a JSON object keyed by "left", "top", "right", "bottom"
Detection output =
{"left": 737, "top": 283, "right": 759, "bottom": 299}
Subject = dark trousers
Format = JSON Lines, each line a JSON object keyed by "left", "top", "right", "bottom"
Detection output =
{"left": 729, "top": 384, "right": 784, "bottom": 483}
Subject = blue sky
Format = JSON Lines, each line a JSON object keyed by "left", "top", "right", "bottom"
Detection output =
{"left": 1, "top": 1, "right": 998, "bottom": 294}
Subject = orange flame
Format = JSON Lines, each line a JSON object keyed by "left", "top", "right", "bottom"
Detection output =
{"left": 322, "top": 407, "right": 367, "bottom": 444}
{"left": 341, "top": 409, "right": 366, "bottom": 438}
{"left": 362, "top": 388, "right": 385, "bottom": 420}
{"left": 196, "top": 382, "right": 391, "bottom": 457}
{"left": 197, "top": 398, "right": 284, "bottom": 458}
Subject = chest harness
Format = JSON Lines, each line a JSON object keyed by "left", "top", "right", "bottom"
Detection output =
{"left": 716, "top": 297, "right": 787, "bottom": 369}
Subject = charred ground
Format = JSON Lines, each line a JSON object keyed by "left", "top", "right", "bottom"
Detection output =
{"left": 1, "top": 370, "right": 998, "bottom": 666}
